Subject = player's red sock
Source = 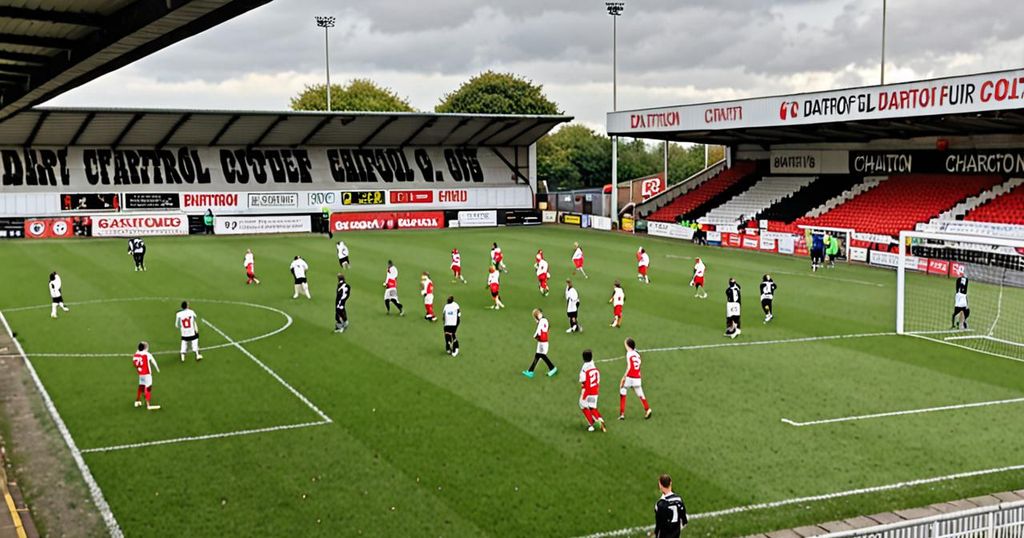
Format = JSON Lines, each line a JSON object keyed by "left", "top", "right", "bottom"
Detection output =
{"left": 582, "top": 408, "right": 594, "bottom": 425}
{"left": 144, "top": 387, "right": 151, "bottom": 403}
{"left": 136, "top": 385, "right": 144, "bottom": 400}
{"left": 591, "top": 409, "right": 603, "bottom": 421}
{"left": 426, "top": 304, "right": 434, "bottom": 317}
{"left": 641, "top": 398, "right": 650, "bottom": 411}
{"left": 619, "top": 395, "right": 627, "bottom": 415}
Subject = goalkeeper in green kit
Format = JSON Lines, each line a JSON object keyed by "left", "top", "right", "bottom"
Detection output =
{"left": 826, "top": 233, "right": 840, "bottom": 268}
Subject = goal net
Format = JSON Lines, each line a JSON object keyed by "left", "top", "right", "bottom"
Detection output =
{"left": 897, "top": 231, "right": 1024, "bottom": 362}
{"left": 798, "top": 225, "right": 852, "bottom": 266}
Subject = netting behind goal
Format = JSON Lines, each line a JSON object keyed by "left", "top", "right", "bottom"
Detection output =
{"left": 898, "top": 231, "right": 1024, "bottom": 362}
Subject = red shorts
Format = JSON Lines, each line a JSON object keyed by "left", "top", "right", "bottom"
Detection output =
{"left": 538, "top": 275, "right": 548, "bottom": 285}
{"left": 638, "top": 265, "right": 648, "bottom": 275}
{"left": 613, "top": 305, "right": 623, "bottom": 317}
{"left": 451, "top": 264, "right": 460, "bottom": 273}
{"left": 490, "top": 283, "right": 499, "bottom": 296}
{"left": 573, "top": 258, "right": 584, "bottom": 269}
{"left": 693, "top": 275, "right": 704, "bottom": 286}
{"left": 246, "top": 264, "right": 254, "bottom": 277}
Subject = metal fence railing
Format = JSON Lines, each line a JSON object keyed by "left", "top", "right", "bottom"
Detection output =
{"left": 825, "top": 500, "right": 1024, "bottom": 538}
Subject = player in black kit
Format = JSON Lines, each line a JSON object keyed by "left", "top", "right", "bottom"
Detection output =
{"left": 760, "top": 274, "right": 777, "bottom": 323}
{"left": 951, "top": 275, "right": 970, "bottom": 330}
{"left": 335, "top": 274, "right": 350, "bottom": 333}
{"left": 128, "top": 237, "right": 146, "bottom": 271}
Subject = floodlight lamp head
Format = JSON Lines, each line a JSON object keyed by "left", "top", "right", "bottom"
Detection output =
{"left": 605, "top": 2, "right": 624, "bottom": 16}
{"left": 315, "top": 16, "right": 336, "bottom": 28}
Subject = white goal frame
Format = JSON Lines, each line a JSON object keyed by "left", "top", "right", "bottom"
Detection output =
{"left": 896, "top": 230, "right": 1024, "bottom": 335}
{"left": 797, "top": 225, "right": 856, "bottom": 264}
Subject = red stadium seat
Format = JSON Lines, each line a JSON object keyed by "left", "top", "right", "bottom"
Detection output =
{"left": 647, "top": 161, "right": 757, "bottom": 222}
{"left": 965, "top": 184, "right": 1024, "bottom": 225}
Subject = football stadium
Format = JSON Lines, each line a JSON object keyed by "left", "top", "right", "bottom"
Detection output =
{"left": 1, "top": 2, "right": 1023, "bottom": 538}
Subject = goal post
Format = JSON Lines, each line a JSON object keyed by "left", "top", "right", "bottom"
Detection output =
{"left": 897, "top": 230, "right": 1024, "bottom": 362}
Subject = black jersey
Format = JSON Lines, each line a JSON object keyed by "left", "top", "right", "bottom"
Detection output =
{"left": 955, "top": 276, "right": 968, "bottom": 295}
{"left": 654, "top": 492, "right": 688, "bottom": 538}
{"left": 336, "top": 282, "right": 351, "bottom": 308}
{"left": 726, "top": 284, "right": 741, "bottom": 304}
{"left": 760, "top": 280, "right": 776, "bottom": 300}
{"left": 128, "top": 238, "right": 145, "bottom": 254}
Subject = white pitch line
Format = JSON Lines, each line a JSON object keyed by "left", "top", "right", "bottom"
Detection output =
{"left": 908, "top": 333, "right": 1024, "bottom": 364}
{"left": 0, "top": 311, "right": 124, "bottom": 538}
{"left": 202, "top": 318, "right": 332, "bottom": 423}
{"left": 595, "top": 332, "right": 894, "bottom": 363}
{"left": 781, "top": 396, "right": 1024, "bottom": 427}
{"left": 572, "top": 462, "right": 1024, "bottom": 538}
{"left": 81, "top": 420, "right": 329, "bottom": 454}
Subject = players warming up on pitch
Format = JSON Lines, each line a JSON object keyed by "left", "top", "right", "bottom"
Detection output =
{"left": 578, "top": 349, "right": 606, "bottom": 432}
{"left": 535, "top": 254, "right": 551, "bottom": 296}
{"left": 335, "top": 274, "right": 350, "bottom": 333}
{"left": 486, "top": 266, "right": 505, "bottom": 309}
{"left": 725, "top": 278, "right": 742, "bottom": 338}
{"left": 243, "top": 249, "right": 260, "bottom": 285}
{"left": 175, "top": 301, "right": 203, "bottom": 362}
{"left": 337, "top": 241, "right": 350, "bottom": 269}
{"left": 610, "top": 280, "right": 625, "bottom": 328}
{"left": 952, "top": 274, "right": 970, "bottom": 330}
{"left": 637, "top": 247, "right": 650, "bottom": 283}
{"left": 619, "top": 338, "right": 652, "bottom": 420}
{"left": 810, "top": 231, "right": 825, "bottom": 272}
{"left": 450, "top": 248, "right": 466, "bottom": 283}
{"left": 290, "top": 256, "right": 311, "bottom": 299}
{"left": 128, "top": 237, "right": 146, "bottom": 271}
{"left": 48, "top": 272, "right": 69, "bottom": 318}
{"left": 443, "top": 296, "right": 461, "bottom": 357}
{"left": 490, "top": 242, "right": 508, "bottom": 273}
{"left": 421, "top": 272, "right": 437, "bottom": 321}
{"left": 760, "top": 274, "right": 777, "bottom": 323}
{"left": 571, "top": 242, "right": 588, "bottom": 278}
{"left": 132, "top": 341, "right": 160, "bottom": 410}
{"left": 383, "top": 260, "right": 404, "bottom": 316}
{"left": 523, "top": 308, "right": 557, "bottom": 378}
{"left": 565, "top": 279, "right": 581, "bottom": 333}
{"left": 690, "top": 257, "right": 707, "bottom": 298}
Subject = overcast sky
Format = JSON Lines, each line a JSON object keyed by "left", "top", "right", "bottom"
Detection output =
{"left": 47, "top": 0, "right": 1024, "bottom": 130}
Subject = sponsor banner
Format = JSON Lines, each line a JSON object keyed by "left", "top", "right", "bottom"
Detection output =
{"left": 92, "top": 212, "right": 188, "bottom": 237}
{"left": 124, "top": 192, "right": 180, "bottom": 210}
{"left": 502, "top": 209, "right": 542, "bottom": 226}
{"left": 706, "top": 230, "right": 722, "bottom": 243}
{"left": 742, "top": 236, "right": 760, "bottom": 250}
{"left": 181, "top": 192, "right": 242, "bottom": 210}
{"left": 849, "top": 149, "right": 1024, "bottom": 175}
{"left": 330, "top": 211, "right": 444, "bottom": 232}
{"left": 927, "top": 259, "right": 950, "bottom": 276}
{"left": 853, "top": 231, "right": 898, "bottom": 244}
{"left": 457, "top": 210, "right": 498, "bottom": 228}
{"left": 922, "top": 219, "right": 1024, "bottom": 241}
{"left": 0, "top": 217, "right": 24, "bottom": 239}
{"left": 1, "top": 146, "right": 520, "bottom": 193}
{"left": 869, "top": 250, "right": 898, "bottom": 268}
{"left": 61, "top": 193, "right": 118, "bottom": 212}
{"left": 560, "top": 213, "right": 582, "bottom": 226}
{"left": 609, "top": 68, "right": 1024, "bottom": 134}
{"left": 914, "top": 256, "right": 929, "bottom": 272}
{"left": 591, "top": 215, "right": 612, "bottom": 231}
{"left": 248, "top": 192, "right": 299, "bottom": 210}
{"left": 390, "top": 190, "right": 433, "bottom": 204}
{"left": 542, "top": 210, "right": 557, "bottom": 223}
{"left": 951, "top": 262, "right": 966, "bottom": 277}
{"left": 777, "top": 235, "right": 796, "bottom": 255}
{"left": 849, "top": 246, "right": 869, "bottom": 262}
{"left": 726, "top": 234, "right": 742, "bottom": 248}
{"left": 648, "top": 221, "right": 695, "bottom": 240}
{"left": 634, "top": 174, "right": 667, "bottom": 201}
{"left": 770, "top": 150, "right": 849, "bottom": 174}
{"left": 794, "top": 236, "right": 809, "bottom": 257}
{"left": 214, "top": 215, "right": 311, "bottom": 236}
{"left": 341, "top": 190, "right": 385, "bottom": 206}
{"left": 24, "top": 217, "right": 74, "bottom": 239}
{"left": 759, "top": 236, "right": 776, "bottom": 252}
{"left": 621, "top": 216, "right": 634, "bottom": 232}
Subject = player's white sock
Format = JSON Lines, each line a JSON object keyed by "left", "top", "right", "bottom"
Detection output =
{"left": 60, "top": 302, "right": 69, "bottom": 311}
{"left": 293, "top": 285, "right": 300, "bottom": 298}
{"left": 50, "top": 304, "right": 57, "bottom": 318}
{"left": 303, "top": 283, "right": 310, "bottom": 298}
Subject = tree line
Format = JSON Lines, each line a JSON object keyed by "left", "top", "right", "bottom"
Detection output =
{"left": 290, "top": 71, "right": 722, "bottom": 192}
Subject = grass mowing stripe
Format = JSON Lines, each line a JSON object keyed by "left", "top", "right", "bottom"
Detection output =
{"left": 595, "top": 332, "right": 895, "bottom": 363}
{"left": 201, "top": 318, "right": 332, "bottom": 423}
{"left": 80, "top": 420, "right": 330, "bottom": 454}
{"left": 0, "top": 311, "right": 123, "bottom": 538}
{"left": 573, "top": 463, "right": 1024, "bottom": 538}
{"left": 781, "top": 396, "right": 1024, "bottom": 427}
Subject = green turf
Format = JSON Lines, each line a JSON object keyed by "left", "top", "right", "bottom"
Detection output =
{"left": 1, "top": 226, "right": 1023, "bottom": 537}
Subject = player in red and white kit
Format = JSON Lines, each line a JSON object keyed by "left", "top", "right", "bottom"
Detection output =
{"left": 535, "top": 255, "right": 551, "bottom": 296}
{"left": 535, "top": 249, "right": 544, "bottom": 267}
{"left": 490, "top": 242, "right": 508, "bottom": 273}
{"left": 132, "top": 341, "right": 160, "bottom": 410}
{"left": 450, "top": 248, "right": 466, "bottom": 283}
{"left": 571, "top": 242, "right": 588, "bottom": 278}
{"left": 243, "top": 249, "right": 260, "bottom": 285}
{"left": 619, "top": 337, "right": 652, "bottom": 420}
{"left": 578, "top": 349, "right": 606, "bottom": 432}
{"left": 523, "top": 308, "right": 557, "bottom": 378}
{"left": 175, "top": 301, "right": 202, "bottom": 362}
{"left": 383, "top": 260, "right": 404, "bottom": 316}
{"left": 486, "top": 267, "right": 505, "bottom": 309}
{"left": 637, "top": 247, "right": 650, "bottom": 284}
{"left": 690, "top": 257, "right": 707, "bottom": 298}
{"left": 609, "top": 280, "right": 625, "bottom": 328}
{"left": 421, "top": 271, "right": 436, "bottom": 321}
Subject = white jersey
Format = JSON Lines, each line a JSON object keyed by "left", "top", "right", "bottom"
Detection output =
{"left": 638, "top": 252, "right": 650, "bottom": 267}
{"left": 290, "top": 258, "right": 308, "bottom": 279}
{"left": 565, "top": 287, "right": 580, "bottom": 313}
{"left": 694, "top": 261, "right": 705, "bottom": 278}
{"left": 612, "top": 287, "right": 625, "bottom": 306}
{"left": 175, "top": 309, "right": 198, "bottom": 338}
{"left": 536, "top": 259, "right": 549, "bottom": 276}
{"left": 243, "top": 252, "right": 254, "bottom": 267}
{"left": 443, "top": 302, "right": 461, "bottom": 326}
{"left": 48, "top": 277, "right": 62, "bottom": 298}
{"left": 451, "top": 252, "right": 461, "bottom": 267}
{"left": 572, "top": 247, "right": 584, "bottom": 261}
{"left": 421, "top": 278, "right": 434, "bottom": 304}
{"left": 337, "top": 242, "right": 348, "bottom": 258}
{"left": 487, "top": 271, "right": 500, "bottom": 286}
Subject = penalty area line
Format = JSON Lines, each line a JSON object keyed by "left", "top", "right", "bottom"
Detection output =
{"left": 595, "top": 332, "right": 894, "bottom": 363}
{"left": 573, "top": 462, "right": 1024, "bottom": 538}
{"left": 80, "top": 420, "right": 329, "bottom": 454}
{"left": 781, "top": 396, "right": 1024, "bottom": 427}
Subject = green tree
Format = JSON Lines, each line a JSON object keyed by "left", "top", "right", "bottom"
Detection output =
{"left": 435, "top": 71, "right": 561, "bottom": 115}
{"left": 537, "top": 124, "right": 609, "bottom": 191}
{"left": 290, "top": 79, "right": 415, "bottom": 112}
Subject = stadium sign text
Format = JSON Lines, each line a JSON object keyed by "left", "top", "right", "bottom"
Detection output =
{"left": 850, "top": 150, "right": 1024, "bottom": 175}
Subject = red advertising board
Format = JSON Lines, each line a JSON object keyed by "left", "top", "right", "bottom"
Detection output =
{"left": 389, "top": 190, "right": 434, "bottom": 204}
{"left": 794, "top": 236, "right": 809, "bottom": 257}
{"left": 927, "top": 259, "right": 950, "bottom": 276}
{"left": 639, "top": 174, "right": 666, "bottom": 201}
{"left": 741, "top": 235, "right": 760, "bottom": 250}
{"left": 24, "top": 218, "right": 74, "bottom": 239}
{"left": 950, "top": 262, "right": 966, "bottom": 277}
{"left": 330, "top": 211, "right": 445, "bottom": 232}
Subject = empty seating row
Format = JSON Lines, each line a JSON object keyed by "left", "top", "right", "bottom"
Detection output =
{"left": 647, "top": 161, "right": 757, "bottom": 223}
{"left": 700, "top": 176, "right": 815, "bottom": 225}
{"left": 965, "top": 183, "right": 1024, "bottom": 224}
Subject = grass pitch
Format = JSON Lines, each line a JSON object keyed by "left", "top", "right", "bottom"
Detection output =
{"left": 1, "top": 225, "right": 1023, "bottom": 537}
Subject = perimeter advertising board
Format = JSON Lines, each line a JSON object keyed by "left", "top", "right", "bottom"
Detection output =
{"left": 91, "top": 213, "right": 188, "bottom": 237}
